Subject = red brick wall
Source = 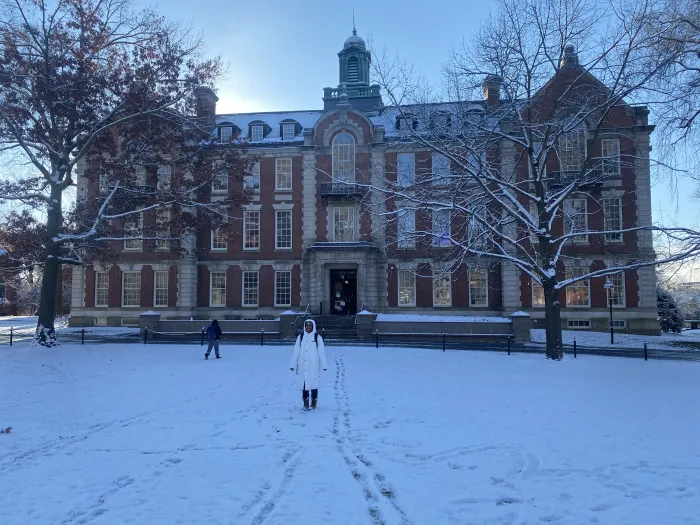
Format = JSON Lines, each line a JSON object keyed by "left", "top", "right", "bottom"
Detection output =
{"left": 230, "top": 266, "right": 242, "bottom": 307}
{"left": 84, "top": 266, "right": 95, "bottom": 307}
{"left": 259, "top": 265, "right": 274, "bottom": 307}
{"left": 315, "top": 154, "right": 331, "bottom": 242}
{"left": 140, "top": 265, "right": 154, "bottom": 308}
{"left": 292, "top": 265, "right": 301, "bottom": 306}
{"left": 626, "top": 269, "right": 639, "bottom": 308}
{"left": 197, "top": 266, "right": 209, "bottom": 307}
{"left": 226, "top": 266, "right": 237, "bottom": 307}
{"left": 168, "top": 266, "right": 178, "bottom": 307}
{"left": 416, "top": 264, "right": 432, "bottom": 307}
{"left": 452, "top": 265, "right": 469, "bottom": 308}
{"left": 313, "top": 111, "right": 373, "bottom": 146}
{"left": 108, "top": 265, "right": 122, "bottom": 307}
{"left": 387, "top": 265, "right": 397, "bottom": 307}
{"left": 488, "top": 264, "right": 502, "bottom": 309}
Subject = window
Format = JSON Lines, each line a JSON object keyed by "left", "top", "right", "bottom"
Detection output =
{"left": 397, "top": 116, "right": 415, "bottom": 130}
{"left": 282, "top": 123, "right": 296, "bottom": 141}
{"left": 347, "top": 56, "right": 359, "bottom": 83}
{"left": 154, "top": 271, "right": 168, "bottom": 307}
{"left": 276, "top": 210, "right": 292, "bottom": 249}
{"left": 121, "top": 271, "right": 141, "bottom": 307}
{"left": 212, "top": 161, "right": 228, "bottom": 193}
{"left": 567, "top": 319, "right": 591, "bottom": 329}
{"left": 220, "top": 126, "right": 233, "bottom": 143}
{"left": 243, "top": 210, "right": 260, "bottom": 250}
{"left": 532, "top": 279, "right": 545, "bottom": 307}
{"left": 469, "top": 268, "right": 488, "bottom": 307}
{"left": 94, "top": 318, "right": 107, "bottom": 326}
{"left": 433, "top": 273, "right": 451, "bottom": 306}
{"left": 558, "top": 124, "right": 587, "bottom": 172}
{"left": 95, "top": 272, "right": 109, "bottom": 307}
{"left": 528, "top": 142, "right": 547, "bottom": 179}
{"left": 333, "top": 207, "right": 356, "bottom": 242}
{"left": 397, "top": 208, "right": 415, "bottom": 248}
{"left": 155, "top": 208, "right": 170, "bottom": 251}
{"left": 564, "top": 198, "right": 588, "bottom": 242}
{"left": 250, "top": 125, "right": 264, "bottom": 142}
{"left": 275, "top": 271, "right": 292, "bottom": 307}
{"left": 275, "top": 158, "right": 292, "bottom": 190}
{"left": 432, "top": 153, "right": 450, "bottom": 183}
{"left": 245, "top": 162, "right": 260, "bottom": 192}
{"left": 467, "top": 205, "right": 488, "bottom": 248}
{"left": 608, "top": 272, "right": 626, "bottom": 307}
{"left": 332, "top": 132, "right": 355, "bottom": 182}
{"left": 398, "top": 269, "right": 416, "bottom": 306}
{"left": 397, "top": 153, "right": 415, "bottom": 187}
{"left": 432, "top": 209, "right": 451, "bottom": 246}
{"left": 99, "top": 173, "right": 111, "bottom": 195}
{"left": 601, "top": 138, "right": 621, "bottom": 177}
{"left": 123, "top": 213, "right": 143, "bottom": 251}
{"left": 211, "top": 228, "right": 227, "bottom": 251}
{"left": 566, "top": 267, "right": 590, "bottom": 306}
{"left": 603, "top": 197, "right": 623, "bottom": 241}
{"left": 611, "top": 319, "right": 626, "bottom": 328}
{"left": 243, "top": 271, "right": 259, "bottom": 306}
{"left": 157, "top": 165, "right": 171, "bottom": 190}
{"left": 210, "top": 271, "right": 226, "bottom": 307}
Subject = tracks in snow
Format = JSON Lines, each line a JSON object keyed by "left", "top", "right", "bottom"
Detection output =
{"left": 333, "top": 355, "right": 414, "bottom": 525}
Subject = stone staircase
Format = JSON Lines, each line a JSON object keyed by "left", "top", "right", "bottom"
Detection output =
{"left": 309, "top": 315, "right": 358, "bottom": 341}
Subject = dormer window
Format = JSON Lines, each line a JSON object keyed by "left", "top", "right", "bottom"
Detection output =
{"left": 250, "top": 125, "right": 264, "bottom": 142}
{"left": 220, "top": 126, "right": 233, "bottom": 142}
{"left": 431, "top": 112, "right": 452, "bottom": 130}
{"left": 396, "top": 115, "right": 417, "bottom": 131}
{"left": 282, "top": 123, "right": 296, "bottom": 141}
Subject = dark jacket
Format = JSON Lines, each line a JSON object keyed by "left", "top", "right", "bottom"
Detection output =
{"left": 209, "top": 321, "right": 222, "bottom": 340}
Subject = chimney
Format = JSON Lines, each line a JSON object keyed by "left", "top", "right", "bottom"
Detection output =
{"left": 194, "top": 86, "right": 218, "bottom": 130}
{"left": 560, "top": 44, "right": 579, "bottom": 68}
{"left": 483, "top": 75, "right": 501, "bottom": 108}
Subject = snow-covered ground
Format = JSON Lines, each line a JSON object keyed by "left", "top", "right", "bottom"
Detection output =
{"left": 531, "top": 328, "right": 700, "bottom": 350}
{"left": 1, "top": 343, "right": 698, "bottom": 524}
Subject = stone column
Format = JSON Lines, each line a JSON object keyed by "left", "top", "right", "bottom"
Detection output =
{"left": 356, "top": 311, "right": 377, "bottom": 339}
{"left": 71, "top": 265, "right": 85, "bottom": 309}
{"left": 510, "top": 312, "right": 531, "bottom": 342}
{"left": 500, "top": 140, "right": 521, "bottom": 312}
{"left": 301, "top": 147, "right": 317, "bottom": 250}
{"left": 139, "top": 311, "right": 161, "bottom": 332}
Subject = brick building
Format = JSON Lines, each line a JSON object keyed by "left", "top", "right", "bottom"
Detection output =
{"left": 70, "top": 30, "right": 659, "bottom": 334}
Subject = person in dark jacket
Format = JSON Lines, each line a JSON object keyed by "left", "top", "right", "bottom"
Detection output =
{"left": 204, "top": 319, "right": 222, "bottom": 360}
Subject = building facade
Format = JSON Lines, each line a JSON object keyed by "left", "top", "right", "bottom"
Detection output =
{"left": 70, "top": 30, "right": 659, "bottom": 334}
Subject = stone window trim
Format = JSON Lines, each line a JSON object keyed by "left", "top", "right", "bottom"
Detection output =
{"left": 274, "top": 270, "right": 292, "bottom": 307}
{"left": 322, "top": 120, "right": 366, "bottom": 147}
{"left": 275, "top": 157, "right": 293, "bottom": 191}
{"left": 242, "top": 271, "right": 259, "bottom": 307}
{"left": 272, "top": 203, "right": 295, "bottom": 211}
{"left": 210, "top": 271, "right": 226, "bottom": 308}
{"left": 468, "top": 268, "right": 488, "bottom": 308}
{"left": 601, "top": 191, "right": 625, "bottom": 244}
{"left": 330, "top": 205, "right": 357, "bottom": 242}
{"left": 275, "top": 209, "right": 293, "bottom": 250}
{"left": 243, "top": 210, "right": 261, "bottom": 251}
{"left": 95, "top": 272, "right": 109, "bottom": 308}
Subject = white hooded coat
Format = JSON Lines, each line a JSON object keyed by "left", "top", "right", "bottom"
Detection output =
{"left": 290, "top": 319, "right": 327, "bottom": 390}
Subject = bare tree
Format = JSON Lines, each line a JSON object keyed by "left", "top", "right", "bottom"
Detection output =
{"left": 0, "top": 0, "right": 251, "bottom": 345}
{"left": 368, "top": 0, "right": 698, "bottom": 359}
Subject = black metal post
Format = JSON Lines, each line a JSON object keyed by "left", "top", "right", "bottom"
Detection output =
{"left": 574, "top": 339, "right": 577, "bottom": 358}
{"left": 143, "top": 328, "right": 148, "bottom": 345}
{"left": 644, "top": 342, "right": 648, "bottom": 361}
{"left": 261, "top": 328, "right": 264, "bottom": 347}
{"left": 322, "top": 327, "right": 326, "bottom": 340}
{"left": 320, "top": 302, "right": 323, "bottom": 315}
{"left": 9, "top": 326, "right": 12, "bottom": 346}
{"left": 375, "top": 329, "right": 379, "bottom": 349}
{"left": 201, "top": 329, "right": 205, "bottom": 346}
{"left": 81, "top": 328, "right": 85, "bottom": 345}
{"left": 507, "top": 337, "right": 511, "bottom": 355}
{"left": 609, "top": 295, "right": 614, "bottom": 345}
{"left": 443, "top": 333, "right": 446, "bottom": 352}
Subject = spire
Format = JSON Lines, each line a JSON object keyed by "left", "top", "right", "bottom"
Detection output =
{"left": 352, "top": 8, "right": 357, "bottom": 35}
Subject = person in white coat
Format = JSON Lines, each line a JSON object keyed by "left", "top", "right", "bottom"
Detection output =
{"left": 290, "top": 319, "right": 327, "bottom": 409}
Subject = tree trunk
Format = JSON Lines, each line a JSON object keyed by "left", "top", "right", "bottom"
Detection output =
{"left": 55, "top": 263, "right": 63, "bottom": 318}
{"left": 543, "top": 283, "right": 564, "bottom": 360}
{"left": 35, "top": 186, "right": 62, "bottom": 346}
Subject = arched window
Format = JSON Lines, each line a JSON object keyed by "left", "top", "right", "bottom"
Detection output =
{"left": 332, "top": 132, "right": 355, "bottom": 182}
{"left": 347, "top": 57, "right": 359, "bottom": 83}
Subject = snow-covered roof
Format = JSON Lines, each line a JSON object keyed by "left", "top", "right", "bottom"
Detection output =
{"left": 214, "top": 110, "right": 323, "bottom": 143}
{"left": 367, "top": 101, "right": 489, "bottom": 138}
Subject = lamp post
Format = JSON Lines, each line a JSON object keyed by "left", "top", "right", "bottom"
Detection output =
{"left": 604, "top": 278, "right": 614, "bottom": 344}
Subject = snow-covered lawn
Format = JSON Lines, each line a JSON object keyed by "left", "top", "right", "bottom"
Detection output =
{"left": 531, "top": 327, "right": 700, "bottom": 350}
{"left": 1, "top": 343, "right": 699, "bottom": 524}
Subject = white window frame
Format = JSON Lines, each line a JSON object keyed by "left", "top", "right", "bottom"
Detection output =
{"left": 432, "top": 209, "right": 451, "bottom": 247}
{"left": 532, "top": 279, "right": 545, "bottom": 307}
{"left": 275, "top": 210, "right": 293, "bottom": 250}
{"left": 242, "top": 271, "right": 259, "bottom": 307}
{"left": 245, "top": 162, "right": 260, "bottom": 192}
{"left": 210, "top": 271, "right": 226, "bottom": 307}
{"left": 601, "top": 138, "right": 621, "bottom": 178}
{"left": 397, "top": 152, "right": 415, "bottom": 187}
{"left": 609, "top": 272, "right": 626, "bottom": 308}
{"left": 211, "top": 227, "right": 227, "bottom": 251}
{"left": 564, "top": 197, "right": 588, "bottom": 243}
{"left": 212, "top": 161, "right": 228, "bottom": 193}
{"left": 220, "top": 126, "right": 233, "bottom": 143}
{"left": 156, "top": 165, "right": 171, "bottom": 190}
{"left": 155, "top": 208, "right": 170, "bottom": 251}
{"left": 332, "top": 132, "right": 356, "bottom": 182}
{"left": 603, "top": 197, "right": 623, "bottom": 242}
{"left": 469, "top": 268, "right": 488, "bottom": 307}
{"left": 398, "top": 269, "right": 416, "bottom": 307}
{"left": 275, "top": 158, "right": 292, "bottom": 190}
{"left": 558, "top": 124, "right": 587, "bottom": 172}
{"left": 432, "top": 273, "right": 452, "bottom": 307}
{"left": 250, "top": 125, "right": 264, "bottom": 142}
{"left": 243, "top": 210, "right": 260, "bottom": 250}
{"left": 397, "top": 207, "right": 416, "bottom": 249}
{"left": 432, "top": 153, "right": 451, "bottom": 183}
{"left": 123, "top": 212, "right": 143, "bottom": 251}
{"left": 274, "top": 271, "right": 292, "bottom": 307}
{"left": 154, "top": 271, "right": 168, "bottom": 307}
{"left": 332, "top": 206, "right": 356, "bottom": 242}
{"left": 282, "top": 123, "right": 296, "bottom": 141}
{"left": 95, "top": 272, "right": 109, "bottom": 307}
{"left": 121, "top": 271, "right": 141, "bottom": 307}
{"left": 565, "top": 268, "right": 591, "bottom": 307}
{"left": 567, "top": 319, "right": 591, "bottom": 329}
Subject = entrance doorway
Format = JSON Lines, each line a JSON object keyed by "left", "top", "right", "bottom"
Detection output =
{"left": 330, "top": 269, "right": 357, "bottom": 315}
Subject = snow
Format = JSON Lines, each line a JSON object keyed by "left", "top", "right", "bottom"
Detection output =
{"left": 510, "top": 311, "right": 531, "bottom": 317}
{"left": 0, "top": 317, "right": 140, "bottom": 340}
{"left": 214, "top": 111, "right": 322, "bottom": 142}
{"left": 1, "top": 343, "right": 698, "bottom": 524}
{"left": 376, "top": 313, "right": 511, "bottom": 323}
{"left": 0, "top": 248, "right": 7, "bottom": 256}
{"left": 356, "top": 310, "right": 375, "bottom": 315}
{"left": 140, "top": 311, "right": 161, "bottom": 316}
{"left": 531, "top": 328, "right": 700, "bottom": 350}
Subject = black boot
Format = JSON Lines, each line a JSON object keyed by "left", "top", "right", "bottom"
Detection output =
{"left": 303, "top": 397, "right": 309, "bottom": 410}
{"left": 311, "top": 397, "right": 317, "bottom": 410}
